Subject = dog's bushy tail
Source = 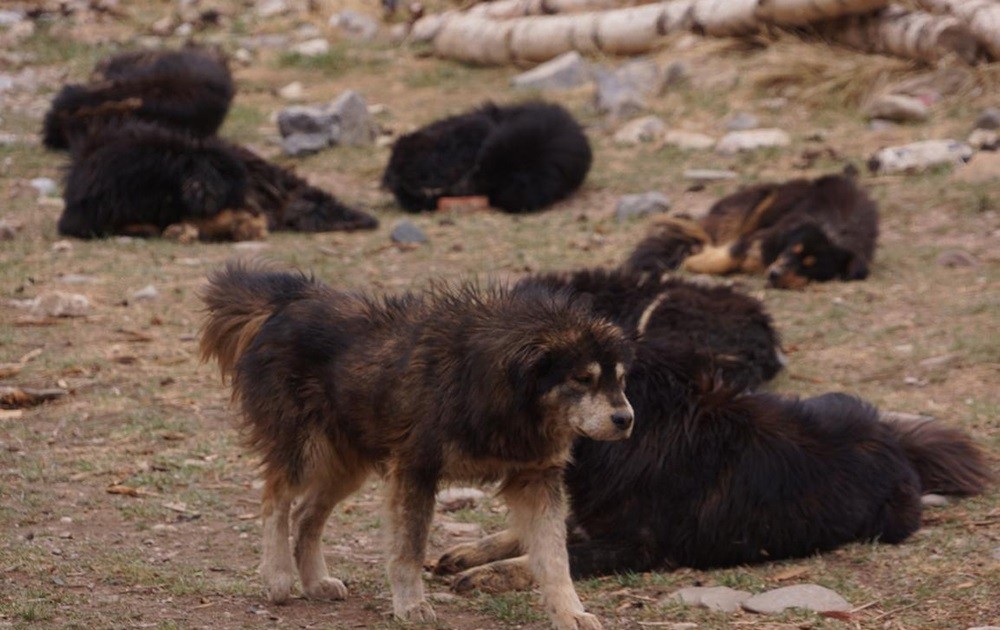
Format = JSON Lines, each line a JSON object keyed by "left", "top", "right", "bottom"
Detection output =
{"left": 199, "top": 262, "right": 313, "bottom": 380}
{"left": 882, "top": 413, "right": 993, "bottom": 496}
{"left": 624, "top": 216, "right": 711, "bottom": 276}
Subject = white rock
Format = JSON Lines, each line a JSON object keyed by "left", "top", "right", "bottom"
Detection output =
{"left": 234, "top": 48, "right": 254, "bottom": 65}
{"left": 255, "top": 0, "right": 289, "bottom": 18}
{"left": 684, "top": 168, "right": 738, "bottom": 182}
{"left": 868, "top": 140, "right": 973, "bottom": 174}
{"left": 436, "top": 487, "right": 486, "bottom": 512}
{"left": 725, "top": 111, "right": 759, "bottom": 131}
{"left": 293, "top": 38, "right": 330, "bottom": 57}
{"left": 741, "top": 584, "right": 850, "bottom": 614}
{"left": 130, "top": 285, "right": 159, "bottom": 301}
{"left": 174, "top": 23, "right": 193, "bottom": 37}
{"left": 616, "top": 192, "right": 671, "bottom": 222}
{"left": 668, "top": 586, "right": 751, "bottom": 613}
{"left": 865, "top": 94, "right": 930, "bottom": 123}
{"left": 716, "top": 128, "right": 790, "bottom": 155}
{"left": 277, "top": 81, "right": 305, "bottom": 101}
{"left": 967, "top": 128, "right": 998, "bottom": 151}
{"left": 51, "top": 239, "right": 73, "bottom": 253}
{"left": 11, "top": 291, "right": 92, "bottom": 318}
{"left": 511, "top": 52, "right": 591, "bottom": 91}
{"left": 664, "top": 130, "right": 715, "bottom": 151}
{"left": 920, "top": 493, "right": 949, "bottom": 507}
{"left": 613, "top": 116, "right": 666, "bottom": 145}
{"left": 30, "top": 177, "right": 57, "bottom": 197}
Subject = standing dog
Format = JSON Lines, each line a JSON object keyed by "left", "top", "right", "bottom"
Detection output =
{"left": 200, "top": 263, "right": 635, "bottom": 629}
{"left": 626, "top": 174, "right": 879, "bottom": 289}
{"left": 382, "top": 101, "right": 592, "bottom": 213}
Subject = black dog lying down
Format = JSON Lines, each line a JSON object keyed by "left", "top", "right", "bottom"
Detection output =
{"left": 42, "top": 46, "right": 234, "bottom": 150}
{"left": 626, "top": 174, "right": 879, "bottom": 289}
{"left": 435, "top": 268, "right": 990, "bottom": 590}
{"left": 382, "top": 101, "right": 592, "bottom": 213}
{"left": 58, "top": 122, "right": 378, "bottom": 241}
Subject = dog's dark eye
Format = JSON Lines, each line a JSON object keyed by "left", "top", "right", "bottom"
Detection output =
{"left": 572, "top": 374, "right": 594, "bottom": 387}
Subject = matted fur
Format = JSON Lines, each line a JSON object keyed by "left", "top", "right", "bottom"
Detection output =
{"left": 436, "top": 269, "right": 990, "bottom": 587}
{"left": 626, "top": 174, "right": 879, "bottom": 289}
{"left": 42, "top": 46, "right": 234, "bottom": 150}
{"left": 58, "top": 122, "right": 377, "bottom": 240}
{"left": 382, "top": 101, "right": 592, "bottom": 213}
{"left": 199, "top": 263, "right": 634, "bottom": 630}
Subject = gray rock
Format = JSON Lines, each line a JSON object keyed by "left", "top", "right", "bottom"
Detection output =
{"left": 865, "top": 94, "right": 930, "bottom": 123}
{"left": 293, "top": 38, "right": 330, "bottom": 57}
{"left": 716, "top": 128, "right": 790, "bottom": 155}
{"left": 968, "top": 128, "right": 998, "bottom": 151}
{"left": 725, "top": 112, "right": 759, "bottom": 131}
{"left": 968, "top": 627, "right": 1000, "bottom": 630}
{"left": 294, "top": 24, "right": 322, "bottom": 41}
{"left": 241, "top": 34, "right": 291, "bottom": 50}
{"left": 613, "top": 116, "right": 666, "bottom": 145}
{"left": 277, "top": 105, "right": 335, "bottom": 137}
{"left": 615, "top": 192, "right": 671, "bottom": 222}
{"left": 255, "top": 0, "right": 288, "bottom": 18}
{"left": 30, "top": 177, "right": 57, "bottom": 198}
{"left": 329, "top": 90, "right": 377, "bottom": 146}
{"left": 130, "top": 285, "right": 159, "bottom": 301}
{"left": 234, "top": 48, "right": 254, "bottom": 65}
{"left": 920, "top": 493, "right": 948, "bottom": 507}
{"left": 668, "top": 586, "right": 751, "bottom": 613}
{"left": 663, "top": 60, "right": 690, "bottom": 88}
{"left": 436, "top": 487, "right": 486, "bottom": 512}
{"left": 391, "top": 220, "right": 427, "bottom": 245}
{"left": 936, "top": 249, "right": 979, "bottom": 268}
{"left": 58, "top": 274, "right": 98, "bottom": 284}
{"left": 277, "top": 81, "right": 304, "bottom": 101}
{"left": 683, "top": 168, "right": 738, "bottom": 182}
{"left": 869, "top": 140, "right": 973, "bottom": 174}
{"left": 594, "top": 69, "right": 645, "bottom": 119}
{"left": 12, "top": 292, "right": 92, "bottom": 318}
{"left": 330, "top": 10, "right": 379, "bottom": 40}
{"left": 614, "top": 58, "right": 665, "bottom": 96}
{"left": 663, "top": 130, "right": 715, "bottom": 151}
{"left": 281, "top": 133, "right": 331, "bottom": 157}
{"left": 974, "top": 107, "right": 1000, "bottom": 130}
{"left": 511, "top": 52, "right": 591, "bottom": 91}
{"left": 174, "top": 23, "right": 193, "bottom": 37}
{"left": 741, "top": 584, "right": 850, "bottom": 614}
{"left": 0, "top": 9, "right": 26, "bottom": 26}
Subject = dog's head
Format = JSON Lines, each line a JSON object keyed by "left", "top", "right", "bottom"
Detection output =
{"left": 512, "top": 318, "right": 635, "bottom": 442}
{"left": 765, "top": 224, "right": 868, "bottom": 289}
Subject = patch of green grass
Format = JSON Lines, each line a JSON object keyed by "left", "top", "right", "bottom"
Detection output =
{"left": 473, "top": 591, "right": 545, "bottom": 625}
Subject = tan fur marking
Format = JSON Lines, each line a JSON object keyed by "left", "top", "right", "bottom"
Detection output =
{"left": 615, "top": 363, "right": 626, "bottom": 381}
{"left": 436, "top": 529, "right": 524, "bottom": 575}
{"left": 682, "top": 243, "right": 740, "bottom": 275}
{"left": 739, "top": 240, "right": 765, "bottom": 273}
{"left": 636, "top": 291, "right": 669, "bottom": 337}
{"left": 741, "top": 191, "right": 777, "bottom": 236}
{"left": 453, "top": 555, "right": 535, "bottom": 594}
{"left": 802, "top": 255, "right": 816, "bottom": 267}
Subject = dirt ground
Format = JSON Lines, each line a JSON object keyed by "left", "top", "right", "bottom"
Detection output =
{"left": 1, "top": 2, "right": 997, "bottom": 629}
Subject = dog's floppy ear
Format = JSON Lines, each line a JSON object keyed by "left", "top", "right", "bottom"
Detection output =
{"left": 507, "top": 344, "right": 559, "bottom": 401}
{"left": 843, "top": 254, "right": 870, "bottom": 280}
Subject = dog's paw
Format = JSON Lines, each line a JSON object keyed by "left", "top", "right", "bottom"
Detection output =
{"left": 435, "top": 543, "right": 479, "bottom": 575}
{"left": 550, "top": 610, "right": 603, "bottom": 630}
{"left": 264, "top": 573, "right": 294, "bottom": 605}
{"left": 394, "top": 600, "right": 437, "bottom": 623}
{"left": 303, "top": 577, "right": 348, "bottom": 601}
{"left": 452, "top": 562, "right": 533, "bottom": 594}
{"left": 162, "top": 222, "right": 199, "bottom": 244}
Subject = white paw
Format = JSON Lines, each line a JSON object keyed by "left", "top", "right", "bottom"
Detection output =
{"left": 394, "top": 600, "right": 437, "bottom": 623}
{"left": 551, "top": 610, "right": 603, "bottom": 630}
{"left": 303, "top": 577, "right": 348, "bottom": 601}
{"left": 264, "top": 572, "right": 293, "bottom": 604}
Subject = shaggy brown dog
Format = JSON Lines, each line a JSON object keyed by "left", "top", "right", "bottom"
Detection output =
{"left": 626, "top": 174, "right": 879, "bottom": 289}
{"left": 200, "top": 263, "right": 634, "bottom": 630}
{"left": 433, "top": 268, "right": 989, "bottom": 592}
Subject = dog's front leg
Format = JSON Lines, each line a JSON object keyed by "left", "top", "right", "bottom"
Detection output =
{"left": 384, "top": 467, "right": 437, "bottom": 623}
{"left": 504, "top": 468, "right": 602, "bottom": 630}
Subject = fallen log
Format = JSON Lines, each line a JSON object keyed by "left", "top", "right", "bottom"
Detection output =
{"left": 914, "top": 0, "right": 1000, "bottom": 59}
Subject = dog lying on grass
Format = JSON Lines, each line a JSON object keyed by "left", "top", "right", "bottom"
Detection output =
{"left": 58, "top": 122, "right": 377, "bottom": 241}
{"left": 200, "top": 263, "right": 635, "bottom": 630}
{"left": 626, "top": 174, "right": 879, "bottom": 289}
{"left": 382, "top": 101, "right": 592, "bottom": 213}
{"left": 42, "top": 46, "right": 234, "bottom": 150}
{"left": 434, "top": 268, "right": 989, "bottom": 591}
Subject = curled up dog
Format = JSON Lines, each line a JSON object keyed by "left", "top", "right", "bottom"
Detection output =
{"left": 200, "top": 262, "right": 634, "bottom": 629}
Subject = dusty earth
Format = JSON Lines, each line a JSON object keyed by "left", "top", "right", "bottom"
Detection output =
{"left": 0, "top": 2, "right": 997, "bottom": 629}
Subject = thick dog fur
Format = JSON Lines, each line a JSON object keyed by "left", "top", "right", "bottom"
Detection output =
{"left": 435, "top": 269, "right": 990, "bottom": 591}
{"left": 58, "top": 122, "right": 377, "bottom": 240}
{"left": 200, "top": 263, "right": 635, "bottom": 630}
{"left": 382, "top": 101, "right": 592, "bottom": 213}
{"left": 42, "top": 47, "right": 234, "bottom": 150}
{"left": 626, "top": 174, "right": 879, "bottom": 289}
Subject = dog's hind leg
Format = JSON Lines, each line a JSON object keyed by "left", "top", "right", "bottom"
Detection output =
{"left": 384, "top": 467, "right": 437, "bottom": 623}
{"left": 260, "top": 472, "right": 295, "bottom": 604}
{"left": 292, "top": 466, "right": 368, "bottom": 601}
{"left": 504, "top": 468, "right": 602, "bottom": 630}
{"left": 435, "top": 529, "right": 523, "bottom": 575}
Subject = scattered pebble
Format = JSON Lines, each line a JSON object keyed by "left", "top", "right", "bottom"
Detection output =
{"left": 255, "top": 0, "right": 289, "bottom": 18}
{"left": 868, "top": 140, "right": 973, "bottom": 174}
{"left": 437, "top": 487, "right": 486, "bottom": 511}
{"left": 511, "top": 51, "right": 591, "bottom": 91}
{"left": 667, "top": 586, "right": 751, "bottom": 613}
{"left": 30, "top": 177, "right": 58, "bottom": 197}
{"left": 715, "top": 128, "right": 790, "bottom": 154}
{"left": 741, "top": 584, "right": 851, "bottom": 614}
{"left": 293, "top": 38, "right": 330, "bottom": 58}
{"left": 921, "top": 493, "right": 949, "bottom": 507}
{"left": 725, "top": 111, "right": 759, "bottom": 131}
{"left": 593, "top": 60, "right": 661, "bottom": 119}
{"left": 58, "top": 274, "right": 98, "bottom": 284}
{"left": 683, "top": 168, "right": 738, "bottom": 182}
{"left": 868, "top": 119, "right": 896, "bottom": 131}
{"left": 233, "top": 48, "right": 254, "bottom": 65}
{"left": 329, "top": 10, "right": 379, "bottom": 40}
{"left": 663, "top": 130, "right": 715, "bottom": 151}
{"left": 277, "top": 81, "right": 304, "bottom": 101}
{"left": 232, "top": 241, "right": 270, "bottom": 252}
{"left": 391, "top": 220, "right": 427, "bottom": 245}
{"left": 130, "top": 285, "right": 159, "bottom": 301}
{"left": 967, "top": 128, "right": 998, "bottom": 151}
{"left": 865, "top": 94, "right": 930, "bottom": 123}
{"left": 615, "top": 192, "right": 671, "bottom": 222}
{"left": 613, "top": 115, "right": 666, "bottom": 145}
{"left": 51, "top": 239, "right": 74, "bottom": 253}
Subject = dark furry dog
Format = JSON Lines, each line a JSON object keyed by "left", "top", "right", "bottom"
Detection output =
{"left": 42, "top": 47, "right": 234, "bottom": 150}
{"left": 434, "top": 268, "right": 990, "bottom": 591}
{"left": 200, "top": 263, "right": 634, "bottom": 630}
{"left": 58, "top": 122, "right": 377, "bottom": 240}
{"left": 382, "top": 101, "right": 592, "bottom": 213}
{"left": 626, "top": 174, "right": 879, "bottom": 289}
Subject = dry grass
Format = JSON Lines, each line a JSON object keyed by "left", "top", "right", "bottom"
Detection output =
{"left": 0, "top": 3, "right": 998, "bottom": 629}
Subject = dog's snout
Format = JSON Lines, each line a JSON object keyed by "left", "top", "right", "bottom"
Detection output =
{"left": 611, "top": 410, "right": 633, "bottom": 431}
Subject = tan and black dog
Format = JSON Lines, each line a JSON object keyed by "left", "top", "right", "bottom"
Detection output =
{"left": 626, "top": 174, "right": 879, "bottom": 289}
{"left": 200, "top": 263, "right": 634, "bottom": 630}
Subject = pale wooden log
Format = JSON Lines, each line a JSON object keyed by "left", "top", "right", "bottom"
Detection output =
{"left": 467, "top": 0, "right": 636, "bottom": 19}
{"left": 595, "top": 2, "right": 693, "bottom": 54}
{"left": 817, "top": 6, "right": 982, "bottom": 63}
{"left": 690, "top": 0, "right": 759, "bottom": 35}
{"left": 914, "top": 0, "right": 1000, "bottom": 59}
{"left": 756, "top": 0, "right": 888, "bottom": 25}
{"left": 434, "top": 15, "right": 516, "bottom": 64}
{"left": 508, "top": 14, "right": 589, "bottom": 62}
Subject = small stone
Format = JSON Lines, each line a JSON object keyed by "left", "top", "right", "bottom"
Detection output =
{"left": 232, "top": 241, "right": 270, "bottom": 252}
{"left": 951, "top": 151, "right": 1000, "bottom": 184}
{"left": 968, "top": 627, "right": 1000, "bottom": 630}
{"left": 967, "top": 128, "right": 998, "bottom": 151}
{"left": 919, "top": 354, "right": 957, "bottom": 369}
{"left": 281, "top": 133, "right": 330, "bottom": 157}
{"left": 865, "top": 94, "right": 930, "bottom": 123}
{"left": 277, "top": 81, "right": 304, "bottom": 101}
{"left": 615, "top": 192, "right": 671, "bottom": 222}
{"left": 613, "top": 58, "right": 665, "bottom": 96}
{"left": 151, "top": 15, "right": 174, "bottom": 36}
{"left": 329, "top": 10, "right": 379, "bottom": 40}
{"left": 428, "top": 592, "right": 460, "bottom": 603}
{"left": 294, "top": 24, "right": 321, "bottom": 41}
{"left": 921, "top": 493, "right": 948, "bottom": 507}
{"left": 30, "top": 177, "right": 57, "bottom": 198}
{"left": 974, "top": 107, "right": 1000, "bottom": 130}
{"left": 663, "top": 130, "right": 715, "bottom": 151}
{"left": 277, "top": 105, "right": 334, "bottom": 137}
{"left": 58, "top": 274, "right": 97, "bottom": 284}
{"left": 234, "top": 48, "right": 253, "bottom": 65}
{"left": 668, "top": 586, "right": 751, "bottom": 613}
{"left": 613, "top": 116, "right": 666, "bottom": 145}
{"left": 0, "top": 10, "right": 25, "bottom": 27}
{"left": 255, "top": 0, "right": 288, "bottom": 18}
{"left": 936, "top": 249, "right": 979, "bottom": 268}
{"left": 725, "top": 111, "right": 759, "bottom": 131}
{"left": 759, "top": 97, "right": 787, "bottom": 111}
{"left": 683, "top": 169, "right": 738, "bottom": 182}
{"left": 51, "top": 239, "right": 73, "bottom": 253}
{"left": 391, "top": 220, "right": 427, "bottom": 245}
{"left": 17, "top": 291, "right": 92, "bottom": 318}
{"left": 868, "top": 140, "right": 973, "bottom": 174}
{"left": 436, "top": 487, "right": 486, "bottom": 512}
{"left": 293, "top": 38, "right": 330, "bottom": 57}
{"left": 868, "top": 119, "right": 896, "bottom": 131}
{"left": 741, "top": 584, "right": 850, "bottom": 614}
{"left": 511, "top": 51, "right": 591, "bottom": 91}
{"left": 716, "top": 129, "right": 790, "bottom": 155}
{"left": 174, "top": 23, "right": 193, "bottom": 37}
{"left": 594, "top": 67, "right": 647, "bottom": 119}
{"left": 329, "top": 90, "right": 377, "bottom": 146}
{"left": 130, "top": 285, "right": 159, "bottom": 301}
{"left": 991, "top": 547, "right": 1000, "bottom": 562}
